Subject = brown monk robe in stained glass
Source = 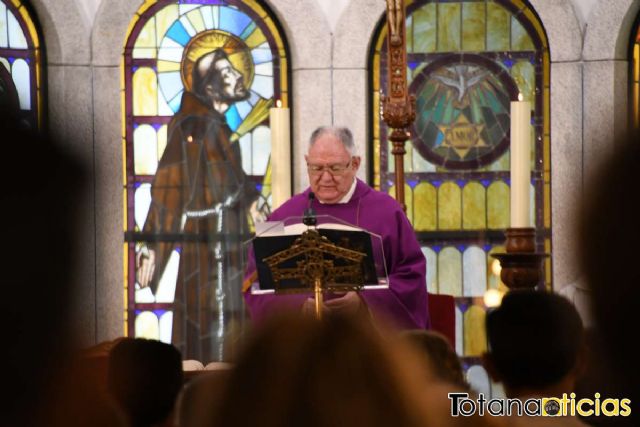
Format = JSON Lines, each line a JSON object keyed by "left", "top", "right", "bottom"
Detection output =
{"left": 137, "top": 48, "right": 259, "bottom": 362}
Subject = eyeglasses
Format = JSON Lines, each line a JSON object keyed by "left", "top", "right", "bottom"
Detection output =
{"left": 307, "top": 159, "right": 353, "bottom": 176}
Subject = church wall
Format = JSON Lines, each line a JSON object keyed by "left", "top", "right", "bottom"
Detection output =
{"left": 26, "top": 0, "right": 640, "bottom": 343}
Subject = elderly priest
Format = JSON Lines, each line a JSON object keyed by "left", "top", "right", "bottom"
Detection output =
{"left": 243, "top": 126, "right": 429, "bottom": 329}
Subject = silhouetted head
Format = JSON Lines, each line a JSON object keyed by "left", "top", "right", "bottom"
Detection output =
{"left": 484, "top": 290, "right": 584, "bottom": 393}
{"left": 108, "top": 338, "right": 183, "bottom": 427}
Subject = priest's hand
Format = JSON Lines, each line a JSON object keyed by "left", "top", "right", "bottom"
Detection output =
{"left": 324, "top": 291, "right": 365, "bottom": 316}
{"left": 136, "top": 247, "right": 156, "bottom": 289}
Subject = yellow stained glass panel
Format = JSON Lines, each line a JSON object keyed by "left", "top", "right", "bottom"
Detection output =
{"left": 412, "top": 3, "right": 436, "bottom": 53}
{"left": 462, "top": 2, "right": 485, "bottom": 52}
{"left": 157, "top": 60, "right": 181, "bottom": 73}
{"left": 134, "top": 16, "right": 156, "bottom": 49}
{"left": 438, "top": 246, "right": 462, "bottom": 297}
{"left": 487, "top": 181, "right": 509, "bottom": 229}
{"left": 133, "top": 67, "right": 158, "bottom": 116}
{"left": 487, "top": 2, "right": 509, "bottom": 51}
{"left": 462, "top": 182, "right": 486, "bottom": 229}
{"left": 414, "top": 182, "right": 437, "bottom": 231}
{"left": 155, "top": 4, "right": 179, "bottom": 43}
{"left": 437, "top": 3, "right": 461, "bottom": 52}
{"left": 464, "top": 305, "right": 487, "bottom": 356}
{"left": 135, "top": 311, "right": 160, "bottom": 340}
{"left": 245, "top": 27, "right": 267, "bottom": 49}
{"left": 186, "top": 8, "right": 206, "bottom": 33}
{"left": 389, "top": 184, "right": 413, "bottom": 224}
{"left": 134, "top": 125, "right": 158, "bottom": 175}
{"left": 487, "top": 245, "right": 506, "bottom": 290}
{"left": 438, "top": 181, "right": 461, "bottom": 230}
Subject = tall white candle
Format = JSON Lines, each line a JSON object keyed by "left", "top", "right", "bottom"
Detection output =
{"left": 269, "top": 100, "right": 291, "bottom": 209}
{"left": 510, "top": 94, "right": 531, "bottom": 228}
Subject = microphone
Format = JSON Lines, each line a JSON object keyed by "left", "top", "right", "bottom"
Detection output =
{"left": 303, "top": 192, "right": 317, "bottom": 226}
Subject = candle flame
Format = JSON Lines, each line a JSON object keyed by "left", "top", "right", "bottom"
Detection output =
{"left": 518, "top": 93, "right": 523, "bottom": 102}
{"left": 187, "top": 135, "right": 193, "bottom": 143}
{"left": 276, "top": 99, "right": 282, "bottom": 108}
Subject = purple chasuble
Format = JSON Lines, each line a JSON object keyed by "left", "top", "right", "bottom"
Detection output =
{"left": 244, "top": 179, "right": 430, "bottom": 329}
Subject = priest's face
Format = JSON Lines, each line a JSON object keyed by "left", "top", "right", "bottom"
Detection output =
{"left": 305, "top": 133, "right": 360, "bottom": 204}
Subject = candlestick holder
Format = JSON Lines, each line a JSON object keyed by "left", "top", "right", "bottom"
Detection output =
{"left": 491, "top": 228, "right": 549, "bottom": 290}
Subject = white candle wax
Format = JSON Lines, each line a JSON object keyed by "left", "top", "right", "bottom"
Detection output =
{"left": 510, "top": 96, "right": 531, "bottom": 228}
{"left": 269, "top": 101, "right": 291, "bottom": 209}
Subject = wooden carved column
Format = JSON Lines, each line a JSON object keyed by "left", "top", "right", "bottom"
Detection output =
{"left": 381, "top": 0, "right": 415, "bottom": 211}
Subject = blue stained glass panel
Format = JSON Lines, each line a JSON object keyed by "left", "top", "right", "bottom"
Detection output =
{"left": 168, "top": 93, "right": 182, "bottom": 112}
{"left": 219, "top": 7, "right": 252, "bottom": 35}
{"left": 200, "top": 6, "right": 215, "bottom": 28}
{"left": 225, "top": 104, "right": 242, "bottom": 131}
{"left": 158, "top": 71, "right": 184, "bottom": 102}
{"left": 8, "top": 11, "right": 27, "bottom": 49}
{"left": 235, "top": 99, "right": 252, "bottom": 117}
{"left": 250, "top": 74, "right": 273, "bottom": 99}
{"left": 247, "top": 90, "right": 260, "bottom": 106}
{"left": 178, "top": 4, "right": 200, "bottom": 15}
{"left": 251, "top": 45, "right": 273, "bottom": 65}
{"left": 158, "top": 38, "right": 185, "bottom": 62}
{"left": 166, "top": 21, "right": 191, "bottom": 46}
{"left": 240, "top": 21, "right": 257, "bottom": 40}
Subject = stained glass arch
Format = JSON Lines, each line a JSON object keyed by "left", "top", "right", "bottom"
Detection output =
{"left": 122, "top": 0, "right": 290, "bottom": 359}
{"left": 0, "top": 0, "right": 43, "bottom": 128}
{"left": 369, "top": 0, "right": 550, "bottom": 362}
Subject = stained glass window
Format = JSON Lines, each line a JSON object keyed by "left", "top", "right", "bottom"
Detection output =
{"left": 123, "top": 0, "right": 289, "bottom": 354}
{"left": 0, "top": 0, "right": 42, "bottom": 128}
{"left": 370, "top": 0, "right": 550, "bottom": 363}
{"left": 632, "top": 16, "right": 640, "bottom": 130}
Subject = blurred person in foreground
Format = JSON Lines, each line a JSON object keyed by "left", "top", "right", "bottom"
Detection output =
{"left": 0, "top": 106, "right": 127, "bottom": 426}
{"left": 578, "top": 130, "right": 640, "bottom": 426}
{"left": 483, "top": 290, "right": 588, "bottom": 426}
{"left": 212, "top": 312, "right": 501, "bottom": 427}
{"left": 108, "top": 338, "right": 184, "bottom": 427}
{"left": 402, "top": 329, "right": 468, "bottom": 390}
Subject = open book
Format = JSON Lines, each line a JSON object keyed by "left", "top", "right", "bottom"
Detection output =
{"left": 251, "top": 218, "right": 386, "bottom": 293}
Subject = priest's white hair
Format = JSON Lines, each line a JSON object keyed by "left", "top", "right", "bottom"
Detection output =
{"left": 308, "top": 126, "right": 358, "bottom": 156}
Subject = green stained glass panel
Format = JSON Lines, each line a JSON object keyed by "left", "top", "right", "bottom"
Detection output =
{"left": 414, "top": 182, "right": 437, "bottom": 231}
{"left": 487, "top": 2, "right": 510, "bottom": 51}
{"left": 462, "top": 2, "right": 486, "bottom": 52}
{"left": 511, "top": 16, "right": 534, "bottom": 51}
{"left": 512, "top": 59, "right": 535, "bottom": 102}
{"left": 462, "top": 182, "right": 486, "bottom": 229}
{"left": 438, "top": 181, "right": 461, "bottom": 230}
{"left": 412, "top": 3, "right": 436, "bottom": 53}
{"left": 464, "top": 305, "right": 487, "bottom": 356}
{"left": 439, "top": 246, "right": 462, "bottom": 296}
{"left": 438, "top": 3, "right": 461, "bottom": 52}
{"left": 463, "top": 246, "right": 487, "bottom": 296}
{"left": 487, "top": 181, "right": 509, "bottom": 229}
{"left": 406, "top": 15, "right": 413, "bottom": 52}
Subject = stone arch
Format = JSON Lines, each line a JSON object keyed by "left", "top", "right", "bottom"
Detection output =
{"left": 584, "top": 0, "right": 640, "bottom": 60}
{"left": 30, "top": 0, "right": 90, "bottom": 64}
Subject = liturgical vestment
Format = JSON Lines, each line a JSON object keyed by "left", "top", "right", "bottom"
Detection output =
{"left": 244, "top": 179, "right": 430, "bottom": 329}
